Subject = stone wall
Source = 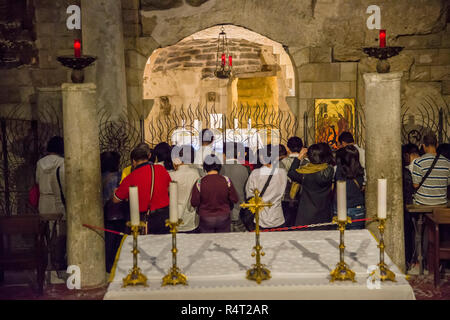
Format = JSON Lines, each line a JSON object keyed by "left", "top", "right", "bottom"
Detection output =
{"left": 0, "top": 0, "right": 448, "bottom": 140}
{"left": 150, "top": 38, "right": 264, "bottom": 78}
{"left": 0, "top": 0, "right": 80, "bottom": 119}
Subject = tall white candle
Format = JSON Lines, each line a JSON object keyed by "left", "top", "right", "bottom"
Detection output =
{"left": 169, "top": 182, "right": 178, "bottom": 223}
{"left": 129, "top": 186, "right": 140, "bottom": 226}
{"left": 378, "top": 179, "right": 387, "bottom": 219}
{"left": 337, "top": 181, "right": 347, "bottom": 222}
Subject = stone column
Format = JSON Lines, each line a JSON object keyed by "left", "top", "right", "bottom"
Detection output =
{"left": 363, "top": 72, "right": 405, "bottom": 273}
{"left": 62, "top": 83, "right": 106, "bottom": 288}
{"left": 81, "top": 1, "right": 128, "bottom": 120}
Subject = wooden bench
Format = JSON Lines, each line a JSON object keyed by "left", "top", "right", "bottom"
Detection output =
{"left": 0, "top": 215, "right": 48, "bottom": 295}
{"left": 425, "top": 208, "right": 450, "bottom": 287}
{"left": 406, "top": 203, "right": 449, "bottom": 275}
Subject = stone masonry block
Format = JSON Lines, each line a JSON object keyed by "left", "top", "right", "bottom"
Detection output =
{"left": 310, "top": 47, "right": 331, "bottom": 63}
{"left": 340, "top": 62, "right": 357, "bottom": 81}
{"left": 126, "top": 50, "right": 148, "bottom": 69}
{"left": 410, "top": 65, "right": 431, "bottom": 81}
{"left": 312, "top": 82, "right": 351, "bottom": 98}
{"left": 403, "top": 49, "right": 440, "bottom": 66}
{"left": 430, "top": 65, "right": 450, "bottom": 81}
{"left": 123, "top": 9, "right": 140, "bottom": 24}
{"left": 124, "top": 23, "right": 141, "bottom": 37}
{"left": 299, "top": 82, "right": 312, "bottom": 99}
{"left": 394, "top": 33, "right": 441, "bottom": 49}
{"left": 438, "top": 49, "right": 450, "bottom": 65}
{"left": 122, "top": 0, "right": 140, "bottom": 9}
{"left": 299, "top": 63, "right": 340, "bottom": 82}
{"left": 443, "top": 81, "right": 450, "bottom": 95}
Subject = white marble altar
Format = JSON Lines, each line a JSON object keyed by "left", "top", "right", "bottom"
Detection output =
{"left": 105, "top": 229, "right": 415, "bottom": 300}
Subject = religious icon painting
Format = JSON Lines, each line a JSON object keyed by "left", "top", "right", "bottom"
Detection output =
{"left": 314, "top": 98, "right": 355, "bottom": 150}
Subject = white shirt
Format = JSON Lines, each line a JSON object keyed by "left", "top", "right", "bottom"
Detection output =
{"left": 36, "top": 154, "right": 65, "bottom": 218}
{"left": 245, "top": 165, "right": 287, "bottom": 228}
{"left": 280, "top": 153, "right": 299, "bottom": 171}
{"left": 354, "top": 144, "right": 365, "bottom": 169}
{"left": 169, "top": 164, "right": 201, "bottom": 232}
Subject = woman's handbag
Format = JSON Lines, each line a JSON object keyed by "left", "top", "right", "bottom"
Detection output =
{"left": 239, "top": 174, "right": 273, "bottom": 231}
{"left": 28, "top": 183, "right": 40, "bottom": 208}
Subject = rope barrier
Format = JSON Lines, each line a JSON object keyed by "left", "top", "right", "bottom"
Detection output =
{"left": 83, "top": 218, "right": 375, "bottom": 235}
{"left": 82, "top": 223, "right": 126, "bottom": 236}
{"left": 259, "top": 218, "right": 374, "bottom": 232}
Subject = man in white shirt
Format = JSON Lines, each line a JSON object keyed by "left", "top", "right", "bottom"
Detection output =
{"left": 246, "top": 144, "right": 287, "bottom": 229}
{"left": 170, "top": 145, "right": 201, "bottom": 232}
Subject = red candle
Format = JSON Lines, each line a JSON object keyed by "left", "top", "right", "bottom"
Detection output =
{"left": 379, "top": 30, "right": 386, "bottom": 48}
{"left": 221, "top": 53, "right": 226, "bottom": 66}
{"left": 74, "top": 39, "right": 81, "bottom": 58}
{"left": 228, "top": 55, "right": 232, "bottom": 66}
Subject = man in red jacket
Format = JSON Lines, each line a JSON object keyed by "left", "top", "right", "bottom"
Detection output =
{"left": 113, "top": 147, "right": 172, "bottom": 234}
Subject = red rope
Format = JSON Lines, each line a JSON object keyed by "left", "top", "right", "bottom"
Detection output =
{"left": 82, "top": 223, "right": 126, "bottom": 236}
{"left": 259, "top": 218, "right": 373, "bottom": 232}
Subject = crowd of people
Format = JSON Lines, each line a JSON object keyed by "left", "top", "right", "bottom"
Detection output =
{"left": 35, "top": 129, "right": 449, "bottom": 274}
{"left": 97, "top": 129, "right": 368, "bottom": 271}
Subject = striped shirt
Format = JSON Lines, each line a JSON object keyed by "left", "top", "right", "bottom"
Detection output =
{"left": 412, "top": 153, "right": 450, "bottom": 205}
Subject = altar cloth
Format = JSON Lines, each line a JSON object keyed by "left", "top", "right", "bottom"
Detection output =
{"left": 104, "top": 229, "right": 415, "bottom": 300}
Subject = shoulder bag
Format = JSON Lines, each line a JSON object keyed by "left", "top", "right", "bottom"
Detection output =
{"left": 239, "top": 173, "right": 274, "bottom": 231}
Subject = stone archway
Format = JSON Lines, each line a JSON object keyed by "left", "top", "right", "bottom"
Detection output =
{"left": 139, "top": 25, "right": 298, "bottom": 148}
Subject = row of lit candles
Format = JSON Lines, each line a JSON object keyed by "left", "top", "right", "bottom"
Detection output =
{"left": 336, "top": 178, "right": 387, "bottom": 222}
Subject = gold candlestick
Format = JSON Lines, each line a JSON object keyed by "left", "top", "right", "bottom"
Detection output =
{"left": 376, "top": 218, "right": 396, "bottom": 282}
{"left": 240, "top": 189, "right": 272, "bottom": 284}
{"left": 162, "top": 219, "right": 187, "bottom": 286}
{"left": 123, "top": 221, "right": 148, "bottom": 287}
{"left": 330, "top": 216, "right": 356, "bottom": 282}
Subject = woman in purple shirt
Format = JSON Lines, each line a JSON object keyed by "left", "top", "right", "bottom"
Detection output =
{"left": 191, "top": 154, "right": 239, "bottom": 233}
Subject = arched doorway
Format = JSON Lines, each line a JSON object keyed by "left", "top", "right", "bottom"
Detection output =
{"left": 142, "top": 25, "right": 298, "bottom": 151}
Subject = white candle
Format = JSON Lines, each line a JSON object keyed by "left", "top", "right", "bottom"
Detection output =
{"left": 169, "top": 182, "right": 178, "bottom": 223}
{"left": 234, "top": 118, "right": 239, "bottom": 129}
{"left": 337, "top": 181, "right": 347, "bottom": 222}
{"left": 129, "top": 186, "right": 140, "bottom": 226}
{"left": 378, "top": 179, "right": 387, "bottom": 219}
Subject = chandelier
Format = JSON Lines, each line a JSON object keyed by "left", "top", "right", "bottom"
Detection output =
{"left": 214, "top": 26, "right": 232, "bottom": 79}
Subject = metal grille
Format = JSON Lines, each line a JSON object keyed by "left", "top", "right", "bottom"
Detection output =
{"left": 401, "top": 95, "right": 449, "bottom": 145}
{"left": 145, "top": 103, "right": 299, "bottom": 148}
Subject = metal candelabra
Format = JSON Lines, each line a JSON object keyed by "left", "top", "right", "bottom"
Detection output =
{"left": 240, "top": 189, "right": 273, "bottom": 284}
{"left": 376, "top": 218, "right": 396, "bottom": 282}
{"left": 330, "top": 216, "right": 356, "bottom": 282}
{"left": 122, "top": 221, "right": 148, "bottom": 287}
{"left": 162, "top": 219, "right": 187, "bottom": 286}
